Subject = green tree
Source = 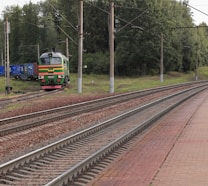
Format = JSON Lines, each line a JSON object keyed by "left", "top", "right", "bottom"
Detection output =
{"left": 2, "top": 6, "right": 23, "bottom": 64}
{"left": 20, "top": 3, "right": 40, "bottom": 63}
{"left": 115, "top": 0, "right": 195, "bottom": 75}
{"left": 0, "top": 0, "right": 207, "bottom": 77}
{"left": 83, "top": 0, "right": 109, "bottom": 53}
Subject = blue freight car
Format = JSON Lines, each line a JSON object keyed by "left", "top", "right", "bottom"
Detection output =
{"left": 10, "top": 64, "right": 24, "bottom": 79}
{"left": 12, "top": 63, "right": 38, "bottom": 80}
{"left": 23, "top": 63, "right": 38, "bottom": 80}
{"left": 0, "top": 63, "right": 38, "bottom": 80}
{"left": 0, "top": 66, "right": 5, "bottom": 76}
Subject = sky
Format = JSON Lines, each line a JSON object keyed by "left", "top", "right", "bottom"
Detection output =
{"left": 0, "top": 0, "right": 41, "bottom": 15}
{"left": 0, "top": 0, "right": 208, "bottom": 25}
{"left": 187, "top": 0, "right": 208, "bottom": 25}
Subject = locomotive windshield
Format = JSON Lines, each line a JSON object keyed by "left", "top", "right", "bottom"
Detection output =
{"left": 40, "top": 57, "right": 61, "bottom": 65}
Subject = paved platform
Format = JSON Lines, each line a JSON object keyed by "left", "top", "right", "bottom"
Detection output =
{"left": 88, "top": 89, "right": 208, "bottom": 186}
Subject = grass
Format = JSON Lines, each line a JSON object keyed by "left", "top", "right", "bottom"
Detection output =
{"left": 0, "top": 78, "right": 40, "bottom": 97}
{"left": 0, "top": 67, "right": 208, "bottom": 97}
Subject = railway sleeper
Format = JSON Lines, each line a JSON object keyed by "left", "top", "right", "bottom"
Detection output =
{"left": 9, "top": 172, "right": 25, "bottom": 178}
{"left": 0, "top": 178, "right": 14, "bottom": 185}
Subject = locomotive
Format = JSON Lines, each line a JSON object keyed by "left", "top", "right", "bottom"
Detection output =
{"left": 38, "top": 51, "right": 70, "bottom": 90}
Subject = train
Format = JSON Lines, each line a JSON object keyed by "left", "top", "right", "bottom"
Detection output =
{"left": 0, "top": 51, "right": 70, "bottom": 90}
{"left": 38, "top": 51, "right": 70, "bottom": 90}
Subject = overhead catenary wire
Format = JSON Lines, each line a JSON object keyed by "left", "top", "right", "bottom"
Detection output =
{"left": 56, "top": 25, "right": 78, "bottom": 46}
{"left": 49, "top": 2, "right": 78, "bottom": 32}
{"left": 84, "top": 0, "right": 145, "bottom": 32}
{"left": 183, "top": 2, "right": 208, "bottom": 18}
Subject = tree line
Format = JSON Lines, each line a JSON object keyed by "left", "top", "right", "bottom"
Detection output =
{"left": 0, "top": 0, "right": 208, "bottom": 76}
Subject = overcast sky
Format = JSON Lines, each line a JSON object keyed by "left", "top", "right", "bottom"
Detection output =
{"left": 0, "top": 0, "right": 41, "bottom": 15}
{"left": 187, "top": 0, "right": 208, "bottom": 24}
{"left": 0, "top": 0, "right": 208, "bottom": 25}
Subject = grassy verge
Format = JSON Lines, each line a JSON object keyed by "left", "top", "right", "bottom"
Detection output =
{"left": 0, "top": 67, "right": 208, "bottom": 97}
{"left": 66, "top": 70, "right": 203, "bottom": 94}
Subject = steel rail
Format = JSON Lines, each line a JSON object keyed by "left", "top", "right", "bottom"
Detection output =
{"left": 46, "top": 85, "right": 208, "bottom": 186}
{"left": 0, "top": 82, "right": 206, "bottom": 138}
{"left": 0, "top": 84, "right": 207, "bottom": 186}
{"left": 0, "top": 81, "right": 205, "bottom": 124}
{"left": 0, "top": 89, "right": 63, "bottom": 109}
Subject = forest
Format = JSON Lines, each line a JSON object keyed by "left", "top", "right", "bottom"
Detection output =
{"left": 0, "top": 0, "right": 208, "bottom": 76}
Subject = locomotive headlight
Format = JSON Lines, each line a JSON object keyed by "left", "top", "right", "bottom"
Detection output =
{"left": 38, "top": 76, "right": 44, "bottom": 79}
{"left": 58, "top": 75, "right": 64, "bottom": 78}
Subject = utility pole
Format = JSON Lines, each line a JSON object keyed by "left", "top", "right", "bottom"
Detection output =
{"left": 78, "top": 0, "right": 83, "bottom": 93}
{"left": 1, "top": 51, "right": 3, "bottom": 66}
{"left": 5, "top": 18, "right": 11, "bottom": 94}
{"left": 195, "top": 28, "right": 198, "bottom": 81}
{"left": 66, "top": 37, "right": 69, "bottom": 60}
{"left": 160, "top": 33, "right": 164, "bottom": 82}
{"left": 196, "top": 51, "right": 199, "bottom": 81}
{"left": 37, "top": 43, "right": 40, "bottom": 62}
{"left": 109, "top": 1, "right": 114, "bottom": 93}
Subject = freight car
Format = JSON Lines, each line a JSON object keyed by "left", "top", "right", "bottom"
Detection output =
{"left": 38, "top": 51, "right": 70, "bottom": 90}
{"left": 11, "top": 63, "right": 38, "bottom": 80}
{"left": 0, "top": 66, "right": 4, "bottom": 76}
{"left": 0, "top": 63, "right": 38, "bottom": 80}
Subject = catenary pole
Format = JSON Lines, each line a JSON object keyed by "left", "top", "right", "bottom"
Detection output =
{"left": 160, "top": 33, "right": 164, "bottom": 82}
{"left": 5, "top": 18, "right": 11, "bottom": 94}
{"left": 109, "top": 1, "right": 114, "bottom": 93}
{"left": 1, "top": 51, "right": 3, "bottom": 66}
{"left": 66, "top": 37, "right": 69, "bottom": 60}
{"left": 78, "top": 0, "right": 83, "bottom": 93}
{"left": 37, "top": 43, "right": 40, "bottom": 61}
{"left": 195, "top": 28, "right": 198, "bottom": 81}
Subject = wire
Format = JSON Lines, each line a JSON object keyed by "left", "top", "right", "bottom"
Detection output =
{"left": 57, "top": 25, "right": 78, "bottom": 46}
{"left": 85, "top": 0, "right": 145, "bottom": 32}
{"left": 116, "top": 9, "right": 147, "bottom": 32}
{"left": 49, "top": 2, "right": 78, "bottom": 32}
{"left": 184, "top": 2, "right": 208, "bottom": 18}
{"left": 84, "top": 0, "right": 109, "bottom": 14}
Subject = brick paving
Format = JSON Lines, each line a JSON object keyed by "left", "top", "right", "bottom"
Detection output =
{"left": 88, "top": 90, "right": 208, "bottom": 186}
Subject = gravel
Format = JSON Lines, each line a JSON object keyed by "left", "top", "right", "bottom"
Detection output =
{"left": 0, "top": 91, "right": 170, "bottom": 164}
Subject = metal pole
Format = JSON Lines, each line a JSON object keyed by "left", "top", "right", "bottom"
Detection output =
{"left": 160, "top": 33, "right": 164, "bottom": 82}
{"left": 5, "top": 18, "right": 11, "bottom": 94}
{"left": 109, "top": 1, "right": 114, "bottom": 93}
{"left": 37, "top": 43, "right": 40, "bottom": 61}
{"left": 78, "top": 0, "right": 83, "bottom": 93}
{"left": 66, "top": 37, "right": 69, "bottom": 60}
{"left": 4, "top": 21, "right": 7, "bottom": 93}
{"left": 196, "top": 54, "right": 198, "bottom": 81}
{"left": 1, "top": 51, "right": 3, "bottom": 66}
{"left": 196, "top": 28, "right": 198, "bottom": 81}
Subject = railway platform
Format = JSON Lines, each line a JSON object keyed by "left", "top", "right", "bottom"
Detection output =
{"left": 88, "top": 89, "right": 208, "bottom": 186}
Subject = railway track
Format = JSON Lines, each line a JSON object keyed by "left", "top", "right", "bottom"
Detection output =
{"left": 0, "top": 81, "right": 207, "bottom": 137}
{"left": 0, "top": 83, "right": 207, "bottom": 185}
{"left": 0, "top": 88, "right": 63, "bottom": 109}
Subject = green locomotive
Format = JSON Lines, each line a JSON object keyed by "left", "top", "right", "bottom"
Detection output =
{"left": 38, "top": 51, "right": 70, "bottom": 89}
